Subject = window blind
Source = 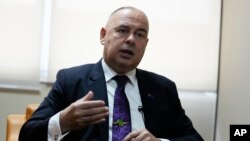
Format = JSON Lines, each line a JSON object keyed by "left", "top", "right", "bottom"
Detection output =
{"left": 46, "top": 0, "right": 221, "bottom": 91}
{"left": 0, "top": 0, "right": 43, "bottom": 90}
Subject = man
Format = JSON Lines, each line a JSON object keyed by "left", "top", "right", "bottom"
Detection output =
{"left": 19, "top": 6, "right": 203, "bottom": 141}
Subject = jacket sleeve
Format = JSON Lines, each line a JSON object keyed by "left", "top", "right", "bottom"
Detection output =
{"left": 167, "top": 82, "right": 204, "bottom": 141}
{"left": 19, "top": 70, "right": 69, "bottom": 141}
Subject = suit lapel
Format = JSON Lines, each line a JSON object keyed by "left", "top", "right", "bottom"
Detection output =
{"left": 136, "top": 69, "right": 156, "bottom": 133}
{"left": 88, "top": 60, "right": 109, "bottom": 141}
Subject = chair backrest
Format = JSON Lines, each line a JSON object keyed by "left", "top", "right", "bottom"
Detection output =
{"left": 6, "top": 104, "right": 39, "bottom": 141}
{"left": 6, "top": 115, "right": 26, "bottom": 141}
{"left": 25, "top": 104, "right": 39, "bottom": 120}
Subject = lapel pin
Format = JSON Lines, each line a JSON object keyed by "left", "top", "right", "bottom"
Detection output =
{"left": 147, "top": 93, "right": 154, "bottom": 99}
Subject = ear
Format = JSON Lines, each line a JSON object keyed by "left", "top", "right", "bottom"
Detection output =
{"left": 146, "top": 38, "right": 149, "bottom": 45}
{"left": 100, "top": 27, "right": 106, "bottom": 45}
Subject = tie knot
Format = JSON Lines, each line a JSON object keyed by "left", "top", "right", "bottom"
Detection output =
{"left": 113, "top": 75, "right": 129, "bottom": 87}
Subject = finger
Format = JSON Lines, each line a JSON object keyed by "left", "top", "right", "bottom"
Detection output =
{"left": 78, "top": 112, "right": 109, "bottom": 125}
{"left": 79, "top": 117, "right": 107, "bottom": 127}
{"left": 82, "top": 91, "right": 94, "bottom": 101}
{"left": 91, "top": 118, "right": 106, "bottom": 124}
{"left": 81, "top": 111, "right": 109, "bottom": 122}
{"left": 79, "top": 100, "right": 106, "bottom": 110}
{"left": 123, "top": 130, "right": 140, "bottom": 141}
{"left": 80, "top": 106, "right": 109, "bottom": 117}
{"left": 130, "top": 129, "right": 156, "bottom": 141}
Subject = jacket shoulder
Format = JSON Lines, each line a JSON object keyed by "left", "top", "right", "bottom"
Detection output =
{"left": 136, "top": 68, "right": 175, "bottom": 85}
{"left": 56, "top": 63, "right": 95, "bottom": 79}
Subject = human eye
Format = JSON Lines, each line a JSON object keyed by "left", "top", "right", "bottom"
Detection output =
{"left": 117, "top": 28, "right": 128, "bottom": 35}
{"left": 135, "top": 31, "right": 146, "bottom": 39}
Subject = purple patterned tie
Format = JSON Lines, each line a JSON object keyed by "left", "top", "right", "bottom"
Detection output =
{"left": 112, "top": 75, "right": 131, "bottom": 141}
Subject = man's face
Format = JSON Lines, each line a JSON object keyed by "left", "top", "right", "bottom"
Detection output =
{"left": 100, "top": 8, "right": 149, "bottom": 74}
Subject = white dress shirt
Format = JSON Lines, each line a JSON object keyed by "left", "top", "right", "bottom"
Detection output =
{"left": 47, "top": 59, "right": 168, "bottom": 141}
{"left": 102, "top": 59, "right": 145, "bottom": 140}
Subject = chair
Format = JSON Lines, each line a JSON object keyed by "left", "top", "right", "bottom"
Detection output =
{"left": 6, "top": 104, "right": 39, "bottom": 141}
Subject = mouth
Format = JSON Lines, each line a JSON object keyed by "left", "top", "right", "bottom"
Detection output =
{"left": 119, "top": 49, "right": 134, "bottom": 58}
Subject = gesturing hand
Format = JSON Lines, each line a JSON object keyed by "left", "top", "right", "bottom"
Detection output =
{"left": 59, "top": 91, "right": 109, "bottom": 133}
{"left": 123, "top": 129, "right": 161, "bottom": 141}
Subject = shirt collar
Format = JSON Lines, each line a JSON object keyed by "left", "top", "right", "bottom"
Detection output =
{"left": 102, "top": 59, "right": 136, "bottom": 86}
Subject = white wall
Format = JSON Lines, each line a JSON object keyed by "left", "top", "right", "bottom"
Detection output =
{"left": 179, "top": 91, "right": 216, "bottom": 141}
{"left": 215, "top": 0, "right": 250, "bottom": 140}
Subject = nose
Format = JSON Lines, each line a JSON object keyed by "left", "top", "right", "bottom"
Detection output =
{"left": 125, "top": 33, "right": 135, "bottom": 45}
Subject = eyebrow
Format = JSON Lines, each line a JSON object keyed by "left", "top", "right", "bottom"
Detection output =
{"left": 137, "top": 28, "right": 148, "bottom": 34}
{"left": 117, "top": 25, "right": 148, "bottom": 34}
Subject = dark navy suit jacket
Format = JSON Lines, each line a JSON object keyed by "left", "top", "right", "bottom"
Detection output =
{"left": 19, "top": 60, "right": 203, "bottom": 141}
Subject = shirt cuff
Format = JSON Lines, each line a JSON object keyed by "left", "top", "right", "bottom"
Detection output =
{"left": 48, "top": 112, "right": 69, "bottom": 141}
{"left": 159, "top": 138, "right": 170, "bottom": 141}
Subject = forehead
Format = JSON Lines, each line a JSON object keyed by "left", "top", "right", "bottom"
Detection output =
{"left": 108, "top": 9, "right": 149, "bottom": 31}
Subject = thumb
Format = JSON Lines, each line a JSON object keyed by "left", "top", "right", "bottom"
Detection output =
{"left": 82, "top": 91, "right": 94, "bottom": 101}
